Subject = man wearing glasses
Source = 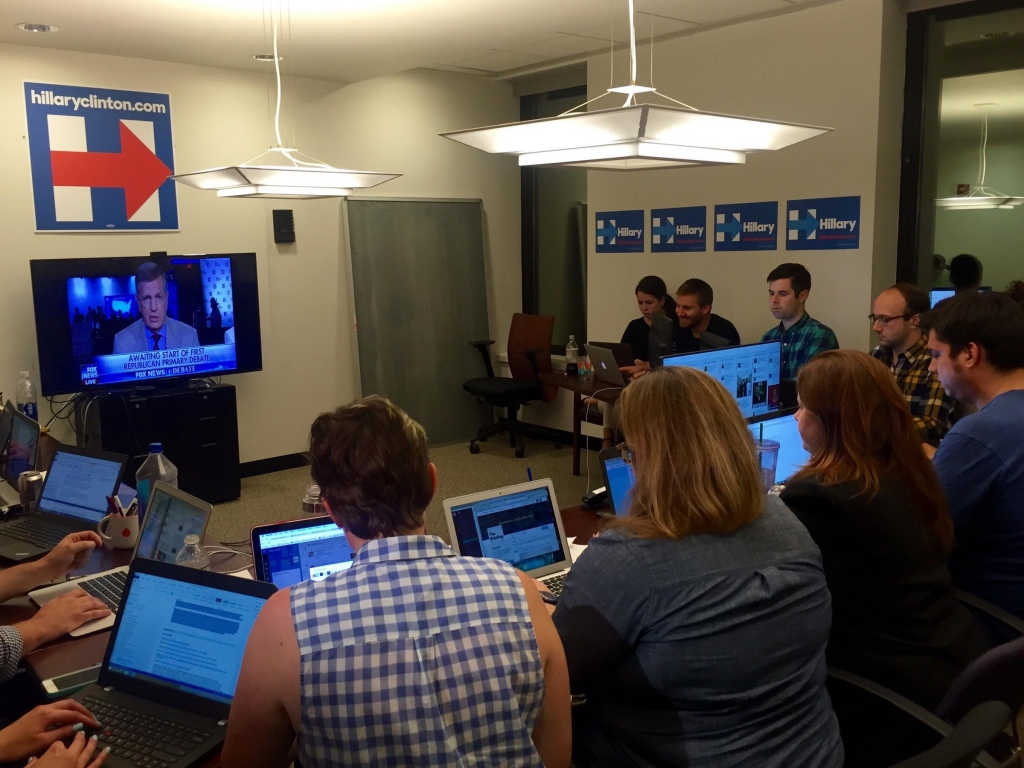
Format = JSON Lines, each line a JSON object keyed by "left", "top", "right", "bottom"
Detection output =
{"left": 870, "top": 283, "right": 956, "bottom": 443}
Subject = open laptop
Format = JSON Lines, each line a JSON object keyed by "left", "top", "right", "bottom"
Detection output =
{"left": 251, "top": 516, "right": 355, "bottom": 588}
{"left": 443, "top": 479, "right": 573, "bottom": 595}
{"left": 747, "top": 409, "right": 811, "bottom": 485}
{"left": 0, "top": 444, "right": 127, "bottom": 563}
{"left": 586, "top": 344, "right": 627, "bottom": 387}
{"left": 71, "top": 557, "right": 276, "bottom": 768}
{"left": 0, "top": 403, "right": 41, "bottom": 507}
{"left": 663, "top": 340, "right": 783, "bottom": 419}
{"left": 586, "top": 341, "right": 635, "bottom": 369}
{"left": 29, "top": 481, "right": 213, "bottom": 636}
{"left": 599, "top": 447, "right": 636, "bottom": 517}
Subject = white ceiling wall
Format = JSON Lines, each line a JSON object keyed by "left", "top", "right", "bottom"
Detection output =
{"left": 0, "top": 0, "right": 829, "bottom": 83}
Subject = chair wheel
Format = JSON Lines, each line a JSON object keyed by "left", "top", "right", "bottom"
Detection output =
{"left": 515, "top": 447, "right": 525, "bottom": 459}
{"left": 469, "top": 443, "right": 480, "bottom": 454}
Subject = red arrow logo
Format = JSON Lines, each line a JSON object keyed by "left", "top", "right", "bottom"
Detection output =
{"left": 50, "top": 121, "right": 172, "bottom": 219}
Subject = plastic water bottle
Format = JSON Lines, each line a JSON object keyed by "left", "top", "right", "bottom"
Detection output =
{"left": 15, "top": 372, "right": 37, "bottom": 421}
{"left": 174, "top": 534, "right": 210, "bottom": 570}
{"left": 135, "top": 442, "right": 178, "bottom": 514}
{"left": 566, "top": 335, "right": 579, "bottom": 376}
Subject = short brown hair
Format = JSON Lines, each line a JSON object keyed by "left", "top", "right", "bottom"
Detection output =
{"left": 794, "top": 350, "right": 953, "bottom": 552}
{"left": 616, "top": 367, "right": 764, "bottom": 539}
{"left": 309, "top": 396, "right": 433, "bottom": 539}
{"left": 891, "top": 283, "right": 930, "bottom": 317}
{"left": 676, "top": 278, "right": 713, "bottom": 307}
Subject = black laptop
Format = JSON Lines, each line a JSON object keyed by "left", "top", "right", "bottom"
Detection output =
{"left": 73, "top": 558, "right": 276, "bottom": 768}
{"left": 0, "top": 443, "right": 127, "bottom": 562}
{"left": 0, "top": 402, "right": 41, "bottom": 507}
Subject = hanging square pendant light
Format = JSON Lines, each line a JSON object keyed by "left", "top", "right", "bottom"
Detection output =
{"left": 172, "top": 3, "right": 399, "bottom": 199}
{"left": 441, "top": 0, "right": 831, "bottom": 169}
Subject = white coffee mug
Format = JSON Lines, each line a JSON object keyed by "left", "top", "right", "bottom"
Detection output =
{"left": 98, "top": 514, "right": 139, "bottom": 550}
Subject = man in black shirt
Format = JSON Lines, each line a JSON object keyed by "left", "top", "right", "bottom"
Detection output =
{"left": 674, "top": 279, "right": 741, "bottom": 354}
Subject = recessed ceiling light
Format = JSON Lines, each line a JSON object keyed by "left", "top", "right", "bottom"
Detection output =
{"left": 252, "top": 53, "right": 284, "bottom": 62}
{"left": 981, "top": 31, "right": 1013, "bottom": 40}
{"left": 17, "top": 23, "right": 58, "bottom": 33}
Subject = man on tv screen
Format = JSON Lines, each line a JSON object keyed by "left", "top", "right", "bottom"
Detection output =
{"left": 113, "top": 262, "right": 199, "bottom": 353}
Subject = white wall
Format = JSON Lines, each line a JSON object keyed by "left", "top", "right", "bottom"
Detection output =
{"left": 0, "top": 45, "right": 520, "bottom": 461}
{"left": 586, "top": 0, "right": 905, "bottom": 354}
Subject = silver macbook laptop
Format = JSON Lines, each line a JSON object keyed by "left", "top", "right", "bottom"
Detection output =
{"left": 586, "top": 344, "right": 627, "bottom": 387}
{"left": 443, "top": 479, "right": 572, "bottom": 595}
{"left": 29, "top": 481, "right": 212, "bottom": 636}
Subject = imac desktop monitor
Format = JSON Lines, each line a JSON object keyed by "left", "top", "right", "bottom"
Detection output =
{"left": 663, "top": 341, "right": 782, "bottom": 418}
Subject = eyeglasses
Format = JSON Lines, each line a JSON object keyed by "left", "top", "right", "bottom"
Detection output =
{"left": 868, "top": 313, "right": 913, "bottom": 326}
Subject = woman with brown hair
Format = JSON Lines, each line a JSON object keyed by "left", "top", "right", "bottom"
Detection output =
{"left": 552, "top": 367, "right": 843, "bottom": 768}
{"left": 782, "top": 350, "right": 988, "bottom": 709}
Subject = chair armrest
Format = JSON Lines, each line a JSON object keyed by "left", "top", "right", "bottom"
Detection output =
{"left": 826, "top": 668, "right": 1003, "bottom": 768}
{"left": 520, "top": 348, "right": 544, "bottom": 378}
{"left": 469, "top": 340, "right": 496, "bottom": 378}
{"left": 957, "top": 589, "right": 1024, "bottom": 638}
{"left": 891, "top": 701, "right": 1010, "bottom": 768}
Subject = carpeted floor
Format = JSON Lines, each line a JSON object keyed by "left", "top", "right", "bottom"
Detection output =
{"left": 207, "top": 436, "right": 596, "bottom": 545}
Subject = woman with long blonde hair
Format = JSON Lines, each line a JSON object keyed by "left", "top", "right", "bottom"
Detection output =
{"left": 782, "top": 350, "right": 987, "bottom": 708}
{"left": 551, "top": 367, "right": 842, "bottom": 768}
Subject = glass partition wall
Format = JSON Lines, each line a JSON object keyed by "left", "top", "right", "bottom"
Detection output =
{"left": 899, "top": 1, "right": 1024, "bottom": 295}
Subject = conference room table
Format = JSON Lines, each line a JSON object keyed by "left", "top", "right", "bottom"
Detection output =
{"left": 538, "top": 372, "right": 623, "bottom": 476}
{"left": 0, "top": 504, "right": 604, "bottom": 763}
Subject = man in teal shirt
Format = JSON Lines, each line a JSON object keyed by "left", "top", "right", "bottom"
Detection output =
{"left": 760, "top": 263, "right": 839, "bottom": 380}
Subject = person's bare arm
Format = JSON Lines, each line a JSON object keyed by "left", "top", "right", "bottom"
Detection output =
{"left": 517, "top": 573, "right": 571, "bottom": 768}
{"left": 0, "top": 532, "right": 102, "bottom": 603}
{"left": 221, "top": 589, "right": 300, "bottom": 768}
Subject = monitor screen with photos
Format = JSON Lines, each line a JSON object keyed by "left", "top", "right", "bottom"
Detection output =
{"left": 30, "top": 254, "right": 262, "bottom": 396}
{"left": 449, "top": 485, "right": 567, "bottom": 573}
{"left": 663, "top": 341, "right": 782, "bottom": 418}
{"left": 254, "top": 520, "right": 355, "bottom": 589}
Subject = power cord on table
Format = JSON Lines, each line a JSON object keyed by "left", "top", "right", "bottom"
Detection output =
{"left": 583, "top": 387, "right": 623, "bottom": 494}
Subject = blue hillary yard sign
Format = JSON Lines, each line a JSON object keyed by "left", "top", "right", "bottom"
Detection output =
{"left": 24, "top": 82, "right": 178, "bottom": 232}
{"left": 787, "top": 196, "right": 861, "bottom": 250}
{"left": 651, "top": 206, "right": 706, "bottom": 253}
{"left": 714, "top": 201, "right": 778, "bottom": 252}
{"left": 596, "top": 210, "right": 644, "bottom": 253}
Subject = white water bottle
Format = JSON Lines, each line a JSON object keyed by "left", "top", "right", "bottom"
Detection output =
{"left": 566, "top": 335, "right": 579, "bottom": 376}
{"left": 16, "top": 372, "right": 37, "bottom": 421}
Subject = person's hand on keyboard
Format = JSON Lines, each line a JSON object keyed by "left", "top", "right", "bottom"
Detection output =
{"left": 36, "top": 533, "right": 104, "bottom": 583}
{"left": 27, "top": 731, "right": 110, "bottom": 768}
{"left": 14, "top": 590, "right": 111, "bottom": 652}
{"left": 0, "top": 701, "right": 101, "bottom": 763}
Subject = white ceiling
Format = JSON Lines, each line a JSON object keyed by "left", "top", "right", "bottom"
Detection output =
{"left": 943, "top": 8, "right": 1024, "bottom": 47}
{"left": 0, "top": 0, "right": 823, "bottom": 84}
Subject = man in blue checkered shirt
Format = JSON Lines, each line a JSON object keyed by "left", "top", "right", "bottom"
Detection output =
{"left": 223, "top": 396, "right": 570, "bottom": 768}
{"left": 761, "top": 263, "right": 839, "bottom": 380}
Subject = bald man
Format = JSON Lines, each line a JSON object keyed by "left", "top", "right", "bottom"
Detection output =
{"left": 870, "top": 284, "right": 956, "bottom": 443}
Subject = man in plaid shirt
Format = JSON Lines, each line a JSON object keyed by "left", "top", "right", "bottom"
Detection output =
{"left": 870, "top": 284, "right": 956, "bottom": 443}
{"left": 761, "top": 264, "right": 839, "bottom": 380}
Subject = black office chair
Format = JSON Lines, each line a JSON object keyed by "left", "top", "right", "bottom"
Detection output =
{"left": 827, "top": 668, "right": 1005, "bottom": 768}
{"left": 892, "top": 701, "right": 1012, "bottom": 768}
{"left": 464, "top": 313, "right": 556, "bottom": 459}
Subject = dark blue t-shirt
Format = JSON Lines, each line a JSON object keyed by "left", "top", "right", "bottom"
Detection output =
{"left": 934, "top": 389, "right": 1024, "bottom": 617}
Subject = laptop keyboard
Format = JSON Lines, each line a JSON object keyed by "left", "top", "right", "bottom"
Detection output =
{"left": 540, "top": 573, "right": 565, "bottom": 596}
{"left": 78, "top": 571, "right": 128, "bottom": 612}
{"left": 83, "top": 696, "right": 210, "bottom": 767}
{"left": 0, "top": 517, "right": 70, "bottom": 548}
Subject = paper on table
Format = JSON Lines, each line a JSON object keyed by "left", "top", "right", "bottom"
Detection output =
{"left": 567, "top": 536, "right": 588, "bottom": 564}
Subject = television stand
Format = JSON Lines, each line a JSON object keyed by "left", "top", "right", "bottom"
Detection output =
{"left": 76, "top": 384, "right": 241, "bottom": 503}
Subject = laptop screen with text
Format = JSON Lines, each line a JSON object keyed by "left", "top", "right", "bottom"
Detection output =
{"left": 136, "top": 487, "right": 209, "bottom": 562}
{"left": 450, "top": 486, "right": 567, "bottom": 572}
{"left": 256, "top": 522, "right": 354, "bottom": 588}
{"left": 107, "top": 571, "right": 267, "bottom": 704}
{"left": 663, "top": 341, "right": 782, "bottom": 418}
{"left": 4, "top": 411, "right": 39, "bottom": 487}
{"left": 38, "top": 451, "right": 121, "bottom": 522}
{"left": 603, "top": 454, "right": 636, "bottom": 516}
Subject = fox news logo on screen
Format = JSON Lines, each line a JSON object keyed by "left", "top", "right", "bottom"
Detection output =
{"left": 24, "top": 82, "right": 178, "bottom": 232}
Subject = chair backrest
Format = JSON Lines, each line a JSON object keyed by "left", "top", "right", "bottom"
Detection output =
{"left": 507, "top": 314, "right": 556, "bottom": 402}
{"left": 890, "top": 701, "right": 1010, "bottom": 768}
{"left": 935, "top": 635, "right": 1024, "bottom": 723}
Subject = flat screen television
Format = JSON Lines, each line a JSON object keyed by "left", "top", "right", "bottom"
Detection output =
{"left": 30, "top": 254, "right": 262, "bottom": 396}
